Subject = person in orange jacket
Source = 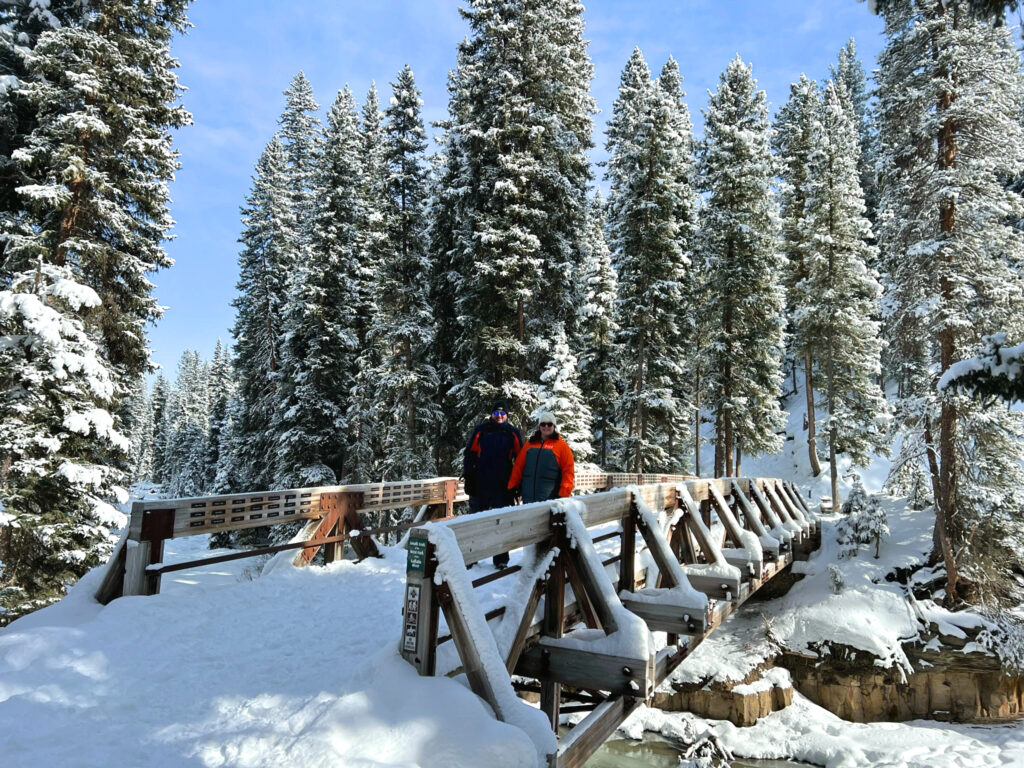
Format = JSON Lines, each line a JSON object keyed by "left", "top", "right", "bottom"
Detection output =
{"left": 507, "top": 412, "right": 575, "bottom": 503}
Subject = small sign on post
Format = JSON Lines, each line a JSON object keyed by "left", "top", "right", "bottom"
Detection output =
{"left": 400, "top": 530, "right": 438, "bottom": 675}
{"left": 407, "top": 536, "right": 427, "bottom": 573}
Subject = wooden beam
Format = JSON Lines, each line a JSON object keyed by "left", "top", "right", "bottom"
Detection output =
{"left": 553, "top": 695, "right": 641, "bottom": 768}
{"left": 619, "top": 597, "right": 708, "bottom": 635}
{"left": 435, "top": 581, "right": 508, "bottom": 721}
{"left": 517, "top": 643, "right": 648, "bottom": 695}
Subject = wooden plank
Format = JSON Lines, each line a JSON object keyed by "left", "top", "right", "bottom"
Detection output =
{"left": 553, "top": 695, "right": 641, "bottom": 768}
{"left": 122, "top": 539, "right": 151, "bottom": 597}
{"left": 620, "top": 597, "right": 708, "bottom": 635}
{"left": 516, "top": 642, "right": 648, "bottom": 695}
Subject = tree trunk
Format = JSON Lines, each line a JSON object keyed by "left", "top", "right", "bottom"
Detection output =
{"left": 804, "top": 350, "right": 822, "bottom": 476}
{"left": 694, "top": 368, "right": 701, "bottom": 476}
{"left": 714, "top": 409, "right": 724, "bottom": 478}
{"left": 734, "top": 442, "right": 742, "bottom": 478}
{"left": 935, "top": 13, "right": 961, "bottom": 604}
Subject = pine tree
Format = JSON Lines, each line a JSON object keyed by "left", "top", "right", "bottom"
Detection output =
{"left": 345, "top": 84, "right": 388, "bottom": 483}
{"left": 775, "top": 75, "right": 823, "bottom": 478}
{"left": 8, "top": 1, "right": 191, "bottom": 393}
{"left": 803, "top": 80, "right": 890, "bottom": 508}
{"left": 0, "top": 264, "right": 128, "bottom": 621}
{"left": 426, "top": 122, "right": 467, "bottom": 474}
{"left": 699, "top": 56, "right": 787, "bottom": 477}
{"left": 448, "top": 0, "right": 596, "bottom": 427}
{"left": 577, "top": 192, "right": 619, "bottom": 468}
{"left": 274, "top": 87, "right": 363, "bottom": 488}
{"left": 535, "top": 325, "right": 593, "bottom": 462}
{"left": 205, "top": 340, "right": 233, "bottom": 488}
{"left": 278, "top": 71, "right": 321, "bottom": 236}
{"left": 605, "top": 49, "right": 691, "bottom": 473}
{"left": 875, "top": 0, "right": 1024, "bottom": 604}
{"left": 231, "top": 136, "right": 296, "bottom": 489}
{"left": 830, "top": 39, "right": 877, "bottom": 226}
{"left": 373, "top": 66, "right": 440, "bottom": 481}
{"left": 162, "top": 350, "right": 210, "bottom": 497}
{"left": 149, "top": 373, "right": 171, "bottom": 483}
{"left": 124, "top": 379, "right": 154, "bottom": 483}
{"left": 0, "top": 1, "right": 89, "bottom": 276}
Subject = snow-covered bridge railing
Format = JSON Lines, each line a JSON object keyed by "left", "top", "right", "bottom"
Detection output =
{"left": 399, "top": 477, "right": 818, "bottom": 768}
{"left": 93, "top": 471, "right": 707, "bottom": 605}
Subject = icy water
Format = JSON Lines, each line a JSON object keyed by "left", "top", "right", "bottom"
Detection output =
{"left": 589, "top": 733, "right": 807, "bottom": 767}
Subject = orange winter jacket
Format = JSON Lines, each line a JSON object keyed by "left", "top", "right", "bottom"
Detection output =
{"left": 507, "top": 431, "right": 575, "bottom": 503}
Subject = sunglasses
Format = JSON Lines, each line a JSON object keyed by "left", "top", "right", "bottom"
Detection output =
{"left": 492, "top": 410, "right": 507, "bottom": 417}
{"left": 539, "top": 422, "right": 554, "bottom": 428}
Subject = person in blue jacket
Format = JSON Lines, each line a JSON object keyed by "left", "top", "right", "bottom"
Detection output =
{"left": 463, "top": 399, "right": 523, "bottom": 568}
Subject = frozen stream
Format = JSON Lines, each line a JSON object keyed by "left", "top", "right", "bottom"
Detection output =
{"left": 589, "top": 733, "right": 806, "bottom": 767}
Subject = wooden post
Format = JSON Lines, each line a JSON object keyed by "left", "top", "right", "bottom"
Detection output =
{"left": 122, "top": 505, "right": 174, "bottom": 597}
{"left": 619, "top": 502, "right": 636, "bottom": 593}
{"left": 541, "top": 512, "right": 567, "bottom": 730}
{"left": 400, "top": 530, "right": 439, "bottom": 676}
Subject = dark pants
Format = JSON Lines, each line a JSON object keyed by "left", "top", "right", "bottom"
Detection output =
{"left": 469, "top": 492, "right": 513, "bottom": 567}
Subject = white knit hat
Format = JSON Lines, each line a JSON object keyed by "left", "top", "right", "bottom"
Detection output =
{"left": 536, "top": 411, "right": 557, "bottom": 428}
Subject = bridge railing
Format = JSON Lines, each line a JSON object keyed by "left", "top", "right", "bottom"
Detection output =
{"left": 92, "top": 471, "right": 711, "bottom": 605}
{"left": 397, "top": 476, "right": 818, "bottom": 768}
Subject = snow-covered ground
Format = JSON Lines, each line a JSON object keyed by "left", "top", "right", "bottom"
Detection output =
{"left": 1, "top": 404, "right": 1021, "bottom": 767}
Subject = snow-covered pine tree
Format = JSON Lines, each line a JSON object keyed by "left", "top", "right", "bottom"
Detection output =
{"left": 9, "top": 1, "right": 190, "bottom": 394}
{"left": 577, "top": 192, "right": 619, "bottom": 468}
{"left": 345, "top": 84, "right": 388, "bottom": 483}
{"left": 0, "top": 1, "right": 89, "bottom": 277}
{"left": 802, "top": 80, "right": 890, "bottom": 508}
{"left": 124, "top": 378, "right": 154, "bottom": 483}
{"left": 605, "top": 49, "right": 692, "bottom": 473}
{"left": 162, "top": 350, "right": 210, "bottom": 497}
{"left": 278, "top": 71, "right": 321, "bottom": 237}
{"left": 535, "top": 324, "right": 593, "bottom": 462}
{"left": 874, "top": 0, "right": 1024, "bottom": 604}
{"left": 0, "top": 264, "right": 128, "bottom": 622}
{"left": 148, "top": 373, "right": 171, "bottom": 484}
{"left": 830, "top": 39, "right": 877, "bottom": 226}
{"left": 373, "top": 65, "right": 440, "bottom": 481}
{"left": 273, "top": 87, "right": 363, "bottom": 488}
{"left": 775, "top": 74, "right": 823, "bottom": 478}
{"left": 447, "top": 0, "right": 595, "bottom": 427}
{"left": 657, "top": 56, "right": 700, "bottom": 472}
{"left": 230, "top": 136, "right": 297, "bottom": 490}
{"left": 426, "top": 111, "right": 467, "bottom": 474}
{"left": 698, "top": 55, "right": 787, "bottom": 477}
{"left": 204, "top": 340, "right": 233, "bottom": 488}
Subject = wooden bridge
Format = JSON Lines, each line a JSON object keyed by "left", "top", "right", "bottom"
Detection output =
{"left": 95, "top": 471, "right": 819, "bottom": 767}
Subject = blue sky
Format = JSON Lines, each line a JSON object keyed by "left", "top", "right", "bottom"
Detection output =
{"left": 153, "top": 0, "right": 885, "bottom": 378}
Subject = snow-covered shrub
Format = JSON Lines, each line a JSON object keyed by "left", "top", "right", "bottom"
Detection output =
{"left": 840, "top": 473, "right": 868, "bottom": 515}
{"left": 837, "top": 493, "right": 889, "bottom": 559}
{"left": 976, "top": 612, "right": 1024, "bottom": 674}
{"left": 829, "top": 564, "right": 845, "bottom": 594}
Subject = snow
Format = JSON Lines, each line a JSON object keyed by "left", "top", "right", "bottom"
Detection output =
{"left": 0, "top": 536, "right": 547, "bottom": 768}
{"left": 628, "top": 696, "right": 1024, "bottom": 768}
{"left": 426, "top": 525, "right": 556, "bottom": 761}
